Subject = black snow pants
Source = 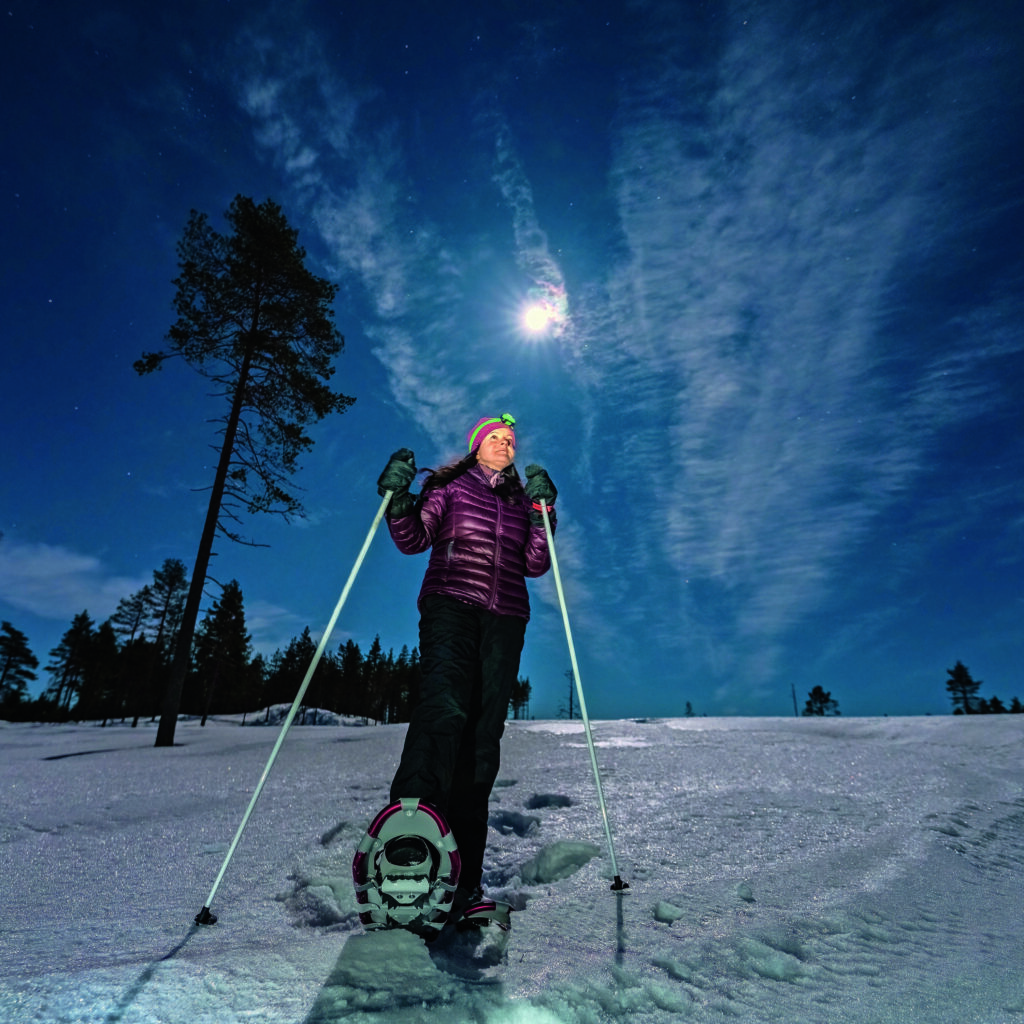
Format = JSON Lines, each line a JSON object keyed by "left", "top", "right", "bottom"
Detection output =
{"left": 389, "top": 594, "right": 527, "bottom": 891}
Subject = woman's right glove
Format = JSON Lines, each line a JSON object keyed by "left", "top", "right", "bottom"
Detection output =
{"left": 377, "top": 448, "right": 417, "bottom": 516}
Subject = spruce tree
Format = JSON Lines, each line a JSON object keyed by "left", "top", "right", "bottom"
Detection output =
{"left": 74, "top": 621, "right": 120, "bottom": 723}
{"left": 146, "top": 559, "right": 188, "bottom": 663}
{"left": 191, "top": 580, "right": 252, "bottom": 721}
{"left": 109, "top": 587, "right": 151, "bottom": 644}
{"left": 363, "top": 635, "right": 388, "bottom": 723}
{"left": 336, "top": 639, "right": 364, "bottom": 717}
{"left": 245, "top": 653, "right": 268, "bottom": 723}
{"left": 0, "top": 621, "right": 38, "bottom": 712}
{"left": 265, "top": 627, "right": 319, "bottom": 710}
{"left": 136, "top": 196, "right": 355, "bottom": 746}
{"left": 386, "top": 645, "right": 412, "bottom": 723}
{"left": 803, "top": 685, "right": 841, "bottom": 716}
{"left": 509, "top": 676, "right": 532, "bottom": 720}
{"left": 945, "top": 661, "right": 982, "bottom": 715}
{"left": 45, "top": 612, "right": 95, "bottom": 716}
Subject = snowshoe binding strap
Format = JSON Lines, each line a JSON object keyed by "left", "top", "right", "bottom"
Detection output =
{"left": 456, "top": 898, "right": 512, "bottom": 932}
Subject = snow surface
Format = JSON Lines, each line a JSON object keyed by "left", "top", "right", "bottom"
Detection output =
{"left": 1, "top": 714, "right": 1022, "bottom": 1023}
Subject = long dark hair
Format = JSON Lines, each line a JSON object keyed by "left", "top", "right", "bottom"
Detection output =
{"left": 417, "top": 452, "right": 524, "bottom": 506}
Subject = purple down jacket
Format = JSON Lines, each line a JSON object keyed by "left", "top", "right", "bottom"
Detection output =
{"left": 386, "top": 464, "right": 553, "bottom": 620}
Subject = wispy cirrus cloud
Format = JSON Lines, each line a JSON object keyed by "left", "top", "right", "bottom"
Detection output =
{"left": 232, "top": 25, "right": 511, "bottom": 453}
{"left": 571, "top": 2, "right": 1024, "bottom": 703}
{"left": 490, "top": 115, "right": 572, "bottom": 340}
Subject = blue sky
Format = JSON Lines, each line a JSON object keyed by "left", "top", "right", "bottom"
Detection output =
{"left": 2, "top": 0, "right": 1023, "bottom": 717}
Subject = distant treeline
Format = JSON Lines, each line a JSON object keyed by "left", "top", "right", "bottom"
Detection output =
{"left": 2, "top": 561, "right": 1017, "bottom": 722}
{"left": 0, "top": 558, "right": 532, "bottom": 725}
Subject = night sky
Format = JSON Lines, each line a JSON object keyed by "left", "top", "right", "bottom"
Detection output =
{"left": 3, "top": 0, "right": 1023, "bottom": 718}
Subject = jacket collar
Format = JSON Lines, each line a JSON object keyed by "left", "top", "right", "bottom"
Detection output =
{"left": 473, "top": 463, "right": 514, "bottom": 488}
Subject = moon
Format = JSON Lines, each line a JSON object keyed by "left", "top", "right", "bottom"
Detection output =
{"left": 522, "top": 303, "right": 553, "bottom": 332}
{"left": 518, "top": 282, "right": 568, "bottom": 337}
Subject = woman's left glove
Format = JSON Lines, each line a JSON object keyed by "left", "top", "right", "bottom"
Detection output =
{"left": 377, "top": 449, "right": 417, "bottom": 516}
{"left": 524, "top": 464, "right": 557, "bottom": 524}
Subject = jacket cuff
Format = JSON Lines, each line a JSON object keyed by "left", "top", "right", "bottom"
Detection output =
{"left": 386, "top": 492, "right": 417, "bottom": 518}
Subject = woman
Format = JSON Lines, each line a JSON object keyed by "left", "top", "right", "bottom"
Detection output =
{"left": 375, "top": 413, "right": 558, "bottom": 915}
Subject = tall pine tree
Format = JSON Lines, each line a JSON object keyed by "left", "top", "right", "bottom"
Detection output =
{"left": 136, "top": 196, "right": 355, "bottom": 746}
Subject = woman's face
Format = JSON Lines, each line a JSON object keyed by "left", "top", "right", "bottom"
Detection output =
{"left": 476, "top": 427, "right": 516, "bottom": 471}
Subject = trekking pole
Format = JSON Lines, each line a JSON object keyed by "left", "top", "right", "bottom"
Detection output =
{"left": 195, "top": 491, "right": 394, "bottom": 925}
{"left": 539, "top": 503, "right": 628, "bottom": 892}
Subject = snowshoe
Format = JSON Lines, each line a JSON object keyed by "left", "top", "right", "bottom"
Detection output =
{"left": 352, "top": 798, "right": 461, "bottom": 936}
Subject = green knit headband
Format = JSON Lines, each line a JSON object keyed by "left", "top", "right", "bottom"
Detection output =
{"left": 467, "top": 412, "right": 516, "bottom": 451}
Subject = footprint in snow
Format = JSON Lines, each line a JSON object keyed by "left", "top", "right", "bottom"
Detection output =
{"left": 524, "top": 793, "right": 574, "bottom": 810}
{"left": 277, "top": 871, "right": 357, "bottom": 929}
{"left": 489, "top": 809, "right": 540, "bottom": 836}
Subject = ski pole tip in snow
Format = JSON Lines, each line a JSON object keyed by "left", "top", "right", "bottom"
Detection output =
{"left": 611, "top": 876, "right": 630, "bottom": 892}
{"left": 195, "top": 906, "right": 218, "bottom": 925}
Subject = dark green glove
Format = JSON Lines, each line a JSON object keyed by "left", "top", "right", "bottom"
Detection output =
{"left": 524, "top": 464, "right": 557, "bottom": 525}
{"left": 377, "top": 448, "right": 417, "bottom": 516}
{"left": 524, "top": 464, "right": 557, "bottom": 504}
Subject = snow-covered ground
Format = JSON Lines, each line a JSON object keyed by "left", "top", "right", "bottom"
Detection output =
{"left": 1, "top": 714, "right": 1022, "bottom": 1023}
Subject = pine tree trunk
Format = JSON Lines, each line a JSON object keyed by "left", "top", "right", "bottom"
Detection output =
{"left": 155, "top": 346, "right": 253, "bottom": 747}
